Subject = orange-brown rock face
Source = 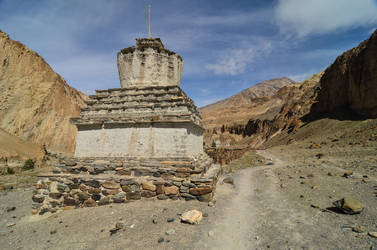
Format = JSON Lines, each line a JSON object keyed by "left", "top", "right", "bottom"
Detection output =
{"left": 0, "top": 30, "right": 87, "bottom": 156}
{"left": 312, "top": 30, "right": 377, "bottom": 117}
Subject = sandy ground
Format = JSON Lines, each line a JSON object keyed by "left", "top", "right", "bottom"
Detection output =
{"left": 1, "top": 119, "right": 377, "bottom": 249}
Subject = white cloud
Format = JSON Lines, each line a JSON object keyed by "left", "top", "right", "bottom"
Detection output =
{"left": 205, "top": 41, "right": 272, "bottom": 75}
{"left": 275, "top": 0, "right": 377, "bottom": 37}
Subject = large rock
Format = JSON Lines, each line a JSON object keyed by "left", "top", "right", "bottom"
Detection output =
{"left": 141, "top": 181, "right": 156, "bottom": 191}
{"left": 333, "top": 197, "right": 364, "bottom": 214}
{"left": 181, "top": 210, "right": 203, "bottom": 224}
{"left": 312, "top": 30, "right": 377, "bottom": 117}
{"left": 164, "top": 185, "right": 179, "bottom": 195}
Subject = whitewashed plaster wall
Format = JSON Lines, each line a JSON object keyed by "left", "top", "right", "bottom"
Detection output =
{"left": 75, "top": 123, "right": 203, "bottom": 158}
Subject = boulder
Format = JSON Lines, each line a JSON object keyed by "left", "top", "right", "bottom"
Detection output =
{"left": 333, "top": 197, "right": 364, "bottom": 214}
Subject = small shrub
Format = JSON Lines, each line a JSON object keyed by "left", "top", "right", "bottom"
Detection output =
{"left": 6, "top": 167, "right": 15, "bottom": 175}
{"left": 23, "top": 159, "right": 35, "bottom": 170}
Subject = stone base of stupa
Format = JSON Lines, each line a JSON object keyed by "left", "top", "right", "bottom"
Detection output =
{"left": 32, "top": 155, "right": 220, "bottom": 215}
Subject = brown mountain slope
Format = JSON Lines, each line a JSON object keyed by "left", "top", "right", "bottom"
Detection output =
{"left": 0, "top": 30, "right": 87, "bottom": 157}
{"left": 0, "top": 128, "right": 43, "bottom": 160}
{"left": 312, "top": 29, "right": 377, "bottom": 118}
{"left": 200, "top": 77, "right": 295, "bottom": 130}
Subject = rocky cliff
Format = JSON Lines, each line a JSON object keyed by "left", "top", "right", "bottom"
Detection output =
{"left": 0, "top": 30, "right": 87, "bottom": 157}
{"left": 312, "top": 29, "right": 377, "bottom": 117}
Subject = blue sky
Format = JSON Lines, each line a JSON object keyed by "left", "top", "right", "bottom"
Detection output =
{"left": 0, "top": 0, "right": 376, "bottom": 107}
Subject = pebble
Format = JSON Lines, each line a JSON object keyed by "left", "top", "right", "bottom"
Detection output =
{"left": 152, "top": 218, "right": 158, "bottom": 224}
{"left": 50, "top": 230, "right": 57, "bottom": 235}
{"left": 6, "top": 222, "right": 16, "bottom": 228}
{"left": 6, "top": 207, "right": 16, "bottom": 212}
{"left": 158, "top": 237, "right": 164, "bottom": 243}
{"left": 208, "top": 231, "right": 215, "bottom": 237}
{"left": 167, "top": 218, "right": 174, "bottom": 223}
{"left": 166, "top": 229, "right": 175, "bottom": 235}
{"left": 368, "top": 232, "right": 377, "bottom": 238}
{"left": 203, "top": 213, "right": 208, "bottom": 217}
{"left": 352, "top": 225, "right": 365, "bottom": 233}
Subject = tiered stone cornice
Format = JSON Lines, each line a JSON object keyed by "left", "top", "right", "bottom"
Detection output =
{"left": 71, "top": 86, "right": 204, "bottom": 129}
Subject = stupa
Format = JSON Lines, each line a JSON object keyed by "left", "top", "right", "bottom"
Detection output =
{"left": 32, "top": 16, "right": 220, "bottom": 214}
{"left": 72, "top": 37, "right": 204, "bottom": 159}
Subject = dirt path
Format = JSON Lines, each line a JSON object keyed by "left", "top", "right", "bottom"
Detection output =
{"left": 196, "top": 149, "right": 377, "bottom": 249}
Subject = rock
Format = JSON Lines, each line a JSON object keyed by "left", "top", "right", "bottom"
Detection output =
{"left": 102, "top": 181, "right": 120, "bottom": 190}
{"left": 157, "top": 194, "right": 168, "bottom": 200}
{"left": 65, "top": 159, "right": 77, "bottom": 166}
{"left": 167, "top": 218, "right": 174, "bottom": 223}
{"left": 50, "top": 230, "right": 57, "bottom": 235}
{"left": 343, "top": 171, "right": 353, "bottom": 178}
{"left": 203, "top": 213, "right": 208, "bottom": 217}
{"left": 180, "top": 185, "right": 189, "bottom": 193}
{"left": 312, "top": 185, "right": 320, "bottom": 190}
{"left": 152, "top": 218, "right": 158, "bottom": 224}
{"left": 6, "top": 206, "right": 16, "bottom": 212}
{"left": 311, "top": 204, "right": 320, "bottom": 209}
{"left": 368, "top": 232, "right": 377, "bottom": 238}
{"left": 222, "top": 176, "right": 234, "bottom": 186}
{"left": 156, "top": 184, "right": 165, "bottom": 194}
{"left": 32, "top": 194, "right": 45, "bottom": 203}
{"left": 83, "top": 198, "right": 96, "bottom": 207}
{"left": 208, "top": 231, "right": 215, "bottom": 237}
{"left": 208, "top": 201, "right": 215, "bottom": 207}
{"left": 327, "top": 172, "right": 335, "bottom": 176}
{"left": 84, "top": 180, "right": 101, "bottom": 188}
{"left": 98, "top": 197, "right": 111, "bottom": 206}
{"left": 181, "top": 193, "right": 196, "bottom": 201}
{"left": 115, "top": 222, "right": 125, "bottom": 230}
{"left": 158, "top": 237, "right": 164, "bottom": 243}
{"left": 166, "top": 229, "right": 175, "bottom": 235}
{"left": 78, "top": 192, "right": 89, "bottom": 201}
{"left": 198, "top": 193, "right": 212, "bottom": 202}
{"left": 333, "top": 197, "right": 364, "bottom": 214}
{"left": 91, "top": 193, "right": 101, "bottom": 201}
{"left": 126, "top": 191, "right": 141, "bottom": 200}
{"left": 182, "top": 182, "right": 196, "bottom": 188}
{"left": 49, "top": 192, "right": 62, "bottom": 199}
{"left": 164, "top": 185, "right": 179, "bottom": 195}
{"left": 141, "top": 190, "right": 156, "bottom": 198}
{"left": 181, "top": 210, "right": 203, "bottom": 224}
{"left": 141, "top": 181, "right": 156, "bottom": 191}
{"left": 6, "top": 222, "right": 16, "bottom": 227}
{"left": 352, "top": 225, "right": 365, "bottom": 233}
{"left": 189, "top": 187, "right": 212, "bottom": 196}
{"left": 64, "top": 197, "right": 78, "bottom": 206}
{"left": 79, "top": 184, "right": 87, "bottom": 191}
{"left": 122, "top": 183, "right": 140, "bottom": 193}
{"left": 88, "top": 188, "right": 101, "bottom": 194}
{"left": 102, "top": 189, "right": 119, "bottom": 196}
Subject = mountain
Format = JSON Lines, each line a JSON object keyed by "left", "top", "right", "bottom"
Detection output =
{"left": 200, "top": 77, "right": 296, "bottom": 131}
{"left": 0, "top": 30, "right": 87, "bottom": 159}
{"left": 312, "top": 30, "right": 377, "bottom": 118}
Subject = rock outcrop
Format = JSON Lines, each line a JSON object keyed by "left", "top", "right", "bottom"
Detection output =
{"left": 312, "top": 29, "right": 377, "bottom": 117}
{"left": 0, "top": 30, "right": 87, "bottom": 156}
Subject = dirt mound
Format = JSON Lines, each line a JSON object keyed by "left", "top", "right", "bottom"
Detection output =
{"left": 0, "top": 30, "right": 87, "bottom": 158}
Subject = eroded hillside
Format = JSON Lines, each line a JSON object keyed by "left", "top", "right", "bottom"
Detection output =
{"left": 0, "top": 30, "right": 87, "bottom": 158}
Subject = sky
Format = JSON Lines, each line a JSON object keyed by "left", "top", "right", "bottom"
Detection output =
{"left": 0, "top": 0, "right": 376, "bottom": 107}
